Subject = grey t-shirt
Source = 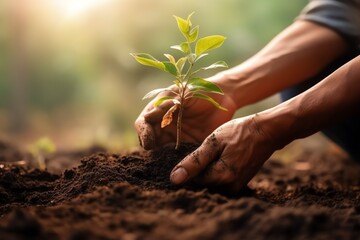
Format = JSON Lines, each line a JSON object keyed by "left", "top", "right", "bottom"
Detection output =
{"left": 298, "top": 0, "right": 360, "bottom": 48}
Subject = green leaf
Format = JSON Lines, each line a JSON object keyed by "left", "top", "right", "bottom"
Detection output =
{"left": 163, "top": 62, "right": 178, "bottom": 76}
{"left": 195, "top": 53, "right": 208, "bottom": 62}
{"left": 142, "top": 88, "right": 169, "bottom": 100}
{"left": 170, "top": 42, "right": 189, "bottom": 53}
{"left": 174, "top": 15, "right": 190, "bottom": 38}
{"left": 202, "top": 61, "right": 228, "bottom": 70}
{"left": 188, "top": 25, "right": 199, "bottom": 43}
{"left": 195, "top": 35, "right": 226, "bottom": 56}
{"left": 188, "top": 78, "right": 224, "bottom": 95}
{"left": 176, "top": 57, "right": 187, "bottom": 74}
{"left": 170, "top": 45, "right": 181, "bottom": 51}
{"left": 192, "top": 93, "right": 228, "bottom": 111}
{"left": 164, "top": 54, "right": 176, "bottom": 65}
{"left": 180, "top": 42, "right": 190, "bottom": 53}
{"left": 186, "top": 12, "right": 194, "bottom": 27}
{"left": 131, "top": 53, "right": 177, "bottom": 76}
{"left": 130, "top": 53, "right": 164, "bottom": 71}
{"left": 154, "top": 96, "right": 175, "bottom": 107}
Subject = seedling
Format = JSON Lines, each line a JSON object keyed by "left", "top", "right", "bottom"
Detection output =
{"left": 131, "top": 13, "right": 228, "bottom": 150}
{"left": 28, "top": 137, "right": 56, "bottom": 170}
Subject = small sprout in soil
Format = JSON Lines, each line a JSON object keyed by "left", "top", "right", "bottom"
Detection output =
{"left": 27, "top": 137, "right": 56, "bottom": 170}
{"left": 131, "top": 13, "right": 228, "bottom": 150}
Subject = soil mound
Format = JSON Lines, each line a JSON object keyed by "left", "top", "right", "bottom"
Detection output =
{"left": 1, "top": 143, "right": 360, "bottom": 239}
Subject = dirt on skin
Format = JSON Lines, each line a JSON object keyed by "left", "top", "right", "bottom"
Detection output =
{"left": 0, "top": 141, "right": 360, "bottom": 240}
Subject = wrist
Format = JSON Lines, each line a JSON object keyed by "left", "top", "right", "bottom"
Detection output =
{"left": 208, "top": 59, "right": 273, "bottom": 109}
{"left": 208, "top": 70, "right": 244, "bottom": 109}
{"left": 255, "top": 103, "right": 299, "bottom": 150}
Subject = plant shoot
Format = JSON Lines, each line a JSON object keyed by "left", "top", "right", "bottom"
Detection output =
{"left": 131, "top": 13, "right": 228, "bottom": 150}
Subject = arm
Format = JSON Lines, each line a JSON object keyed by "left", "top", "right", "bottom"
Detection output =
{"left": 210, "top": 20, "right": 349, "bottom": 108}
{"left": 170, "top": 56, "right": 360, "bottom": 192}
{"left": 168, "top": 2, "right": 360, "bottom": 191}
{"left": 259, "top": 55, "right": 360, "bottom": 150}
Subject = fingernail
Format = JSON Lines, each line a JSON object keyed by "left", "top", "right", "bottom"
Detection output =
{"left": 170, "top": 167, "right": 188, "bottom": 185}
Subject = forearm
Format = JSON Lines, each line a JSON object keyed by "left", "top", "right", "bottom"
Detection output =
{"left": 211, "top": 20, "right": 348, "bottom": 109}
{"left": 258, "top": 55, "right": 360, "bottom": 150}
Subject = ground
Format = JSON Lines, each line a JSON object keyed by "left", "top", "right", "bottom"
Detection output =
{"left": 0, "top": 137, "right": 360, "bottom": 240}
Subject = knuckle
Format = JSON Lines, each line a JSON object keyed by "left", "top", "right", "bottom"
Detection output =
{"left": 222, "top": 171, "right": 237, "bottom": 183}
{"left": 219, "top": 159, "right": 238, "bottom": 178}
{"left": 203, "top": 133, "right": 220, "bottom": 150}
{"left": 188, "top": 151, "right": 201, "bottom": 166}
{"left": 134, "top": 118, "right": 143, "bottom": 129}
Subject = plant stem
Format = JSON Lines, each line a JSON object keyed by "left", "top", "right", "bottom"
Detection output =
{"left": 175, "top": 43, "right": 194, "bottom": 150}
{"left": 175, "top": 101, "right": 183, "bottom": 150}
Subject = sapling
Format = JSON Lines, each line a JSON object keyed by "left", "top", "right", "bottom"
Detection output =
{"left": 131, "top": 13, "right": 228, "bottom": 150}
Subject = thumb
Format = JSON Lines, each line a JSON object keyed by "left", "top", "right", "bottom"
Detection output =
{"left": 144, "top": 99, "right": 175, "bottom": 123}
{"left": 170, "top": 134, "right": 221, "bottom": 185}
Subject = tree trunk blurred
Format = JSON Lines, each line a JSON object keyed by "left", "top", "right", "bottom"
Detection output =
{"left": 8, "top": 1, "right": 29, "bottom": 133}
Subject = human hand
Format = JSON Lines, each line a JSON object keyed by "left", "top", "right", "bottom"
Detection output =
{"left": 169, "top": 115, "right": 277, "bottom": 193}
{"left": 134, "top": 84, "right": 237, "bottom": 149}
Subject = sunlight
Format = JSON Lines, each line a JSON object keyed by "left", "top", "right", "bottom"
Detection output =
{"left": 49, "top": 0, "right": 110, "bottom": 18}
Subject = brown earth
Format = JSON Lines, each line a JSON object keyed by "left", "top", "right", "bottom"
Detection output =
{"left": 0, "top": 140, "right": 360, "bottom": 240}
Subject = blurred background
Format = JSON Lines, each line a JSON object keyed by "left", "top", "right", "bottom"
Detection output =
{"left": 0, "top": 0, "right": 309, "bottom": 152}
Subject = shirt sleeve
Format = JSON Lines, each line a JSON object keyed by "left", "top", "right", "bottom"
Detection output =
{"left": 297, "top": 0, "right": 360, "bottom": 48}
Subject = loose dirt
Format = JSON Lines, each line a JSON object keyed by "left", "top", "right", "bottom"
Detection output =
{"left": 0, "top": 141, "right": 360, "bottom": 240}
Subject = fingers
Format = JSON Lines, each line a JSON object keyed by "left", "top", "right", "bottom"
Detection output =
{"left": 168, "top": 116, "right": 275, "bottom": 194}
{"left": 169, "top": 130, "right": 244, "bottom": 193}
{"left": 134, "top": 116, "right": 156, "bottom": 150}
{"left": 135, "top": 96, "right": 176, "bottom": 150}
{"left": 143, "top": 85, "right": 178, "bottom": 123}
{"left": 144, "top": 99, "right": 174, "bottom": 123}
{"left": 170, "top": 133, "right": 222, "bottom": 185}
{"left": 196, "top": 157, "right": 237, "bottom": 186}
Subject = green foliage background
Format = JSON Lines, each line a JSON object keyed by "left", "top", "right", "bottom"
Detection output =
{"left": 0, "top": 0, "right": 307, "bottom": 150}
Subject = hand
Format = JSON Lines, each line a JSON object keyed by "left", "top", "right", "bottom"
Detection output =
{"left": 169, "top": 115, "right": 277, "bottom": 193}
{"left": 134, "top": 84, "right": 237, "bottom": 149}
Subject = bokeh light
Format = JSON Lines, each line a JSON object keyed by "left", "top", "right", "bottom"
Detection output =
{"left": 0, "top": 0, "right": 307, "bottom": 151}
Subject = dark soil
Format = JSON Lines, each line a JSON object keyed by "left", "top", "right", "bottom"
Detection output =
{"left": 1, "top": 141, "right": 360, "bottom": 240}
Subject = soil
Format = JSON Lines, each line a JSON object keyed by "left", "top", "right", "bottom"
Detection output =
{"left": 0, "top": 140, "right": 360, "bottom": 240}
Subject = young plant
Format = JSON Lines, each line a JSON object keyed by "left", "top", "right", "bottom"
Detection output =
{"left": 131, "top": 13, "right": 228, "bottom": 150}
{"left": 27, "top": 137, "right": 56, "bottom": 170}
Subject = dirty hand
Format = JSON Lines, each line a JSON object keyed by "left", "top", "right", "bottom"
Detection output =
{"left": 135, "top": 85, "right": 237, "bottom": 149}
{"left": 170, "top": 115, "right": 277, "bottom": 193}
